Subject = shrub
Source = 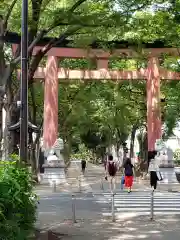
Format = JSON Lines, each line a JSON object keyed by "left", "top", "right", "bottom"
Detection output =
{"left": 0, "top": 161, "right": 38, "bottom": 240}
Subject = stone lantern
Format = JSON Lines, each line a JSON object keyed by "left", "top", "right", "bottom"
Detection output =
{"left": 8, "top": 119, "right": 39, "bottom": 157}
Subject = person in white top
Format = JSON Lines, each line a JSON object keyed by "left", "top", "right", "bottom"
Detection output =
{"left": 148, "top": 151, "right": 159, "bottom": 191}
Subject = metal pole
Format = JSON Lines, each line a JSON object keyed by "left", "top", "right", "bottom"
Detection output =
{"left": 52, "top": 180, "right": 56, "bottom": 192}
{"left": 78, "top": 176, "right": 81, "bottom": 192}
{"left": 100, "top": 178, "right": 104, "bottom": 191}
{"left": 72, "top": 194, "right": 76, "bottom": 223}
{"left": 112, "top": 193, "right": 115, "bottom": 222}
{"left": 20, "top": 0, "right": 28, "bottom": 162}
{"left": 150, "top": 190, "right": 154, "bottom": 220}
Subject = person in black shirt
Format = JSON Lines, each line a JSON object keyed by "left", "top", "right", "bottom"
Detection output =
{"left": 123, "top": 158, "right": 134, "bottom": 193}
{"left": 81, "top": 160, "right": 86, "bottom": 175}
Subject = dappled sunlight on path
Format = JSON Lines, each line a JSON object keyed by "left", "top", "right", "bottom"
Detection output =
{"left": 34, "top": 215, "right": 180, "bottom": 239}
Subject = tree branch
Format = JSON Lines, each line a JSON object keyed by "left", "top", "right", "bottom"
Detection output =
{"left": 13, "top": 30, "right": 47, "bottom": 65}
{"left": 28, "top": 26, "right": 80, "bottom": 83}
{"left": 61, "top": 85, "right": 86, "bottom": 128}
{"left": 4, "top": 0, "right": 18, "bottom": 30}
{"left": 12, "top": 0, "right": 88, "bottom": 65}
{"left": 69, "top": 0, "right": 87, "bottom": 12}
{"left": 45, "top": 22, "right": 109, "bottom": 28}
{"left": 29, "top": 83, "right": 37, "bottom": 124}
{"left": 46, "top": 0, "right": 88, "bottom": 33}
{"left": 11, "top": 26, "right": 80, "bottom": 105}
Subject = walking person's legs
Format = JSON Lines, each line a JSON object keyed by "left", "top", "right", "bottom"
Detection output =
{"left": 110, "top": 177, "right": 112, "bottom": 192}
{"left": 154, "top": 172, "right": 158, "bottom": 190}
{"left": 125, "top": 176, "right": 132, "bottom": 193}
{"left": 129, "top": 176, "right": 133, "bottom": 192}
{"left": 150, "top": 171, "right": 157, "bottom": 191}
{"left": 109, "top": 176, "right": 115, "bottom": 192}
{"left": 154, "top": 179, "right": 157, "bottom": 190}
{"left": 125, "top": 176, "right": 129, "bottom": 192}
{"left": 112, "top": 176, "right": 116, "bottom": 193}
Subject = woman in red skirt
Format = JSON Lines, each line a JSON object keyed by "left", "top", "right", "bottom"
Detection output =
{"left": 124, "top": 158, "right": 134, "bottom": 193}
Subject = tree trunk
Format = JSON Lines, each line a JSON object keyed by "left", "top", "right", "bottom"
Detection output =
{"left": 30, "top": 131, "right": 43, "bottom": 182}
{"left": 130, "top": 125, "right": 138, "bottom": 159}
{"left": 64, "top": 136, "right": 72, "bottom": 165}
{"left": 0, "top": 18, "right": 5, "bottom": 156}
{"left": 3, "top": 101, "right": 20, "bottom": 156}
{"left": 2, "top": 107, "right": 9, "bottom": 159}
{"left": 143, "top": 132, "right": 148, "bottom": 162}
{"left": 116, "top": 142, "right": 120, "bottom": 162}
{"left": 30, "top": 146, "right": 38, "bottom": 180}
{"left": 0, "top": 104, "right": 3, "bottom": 157}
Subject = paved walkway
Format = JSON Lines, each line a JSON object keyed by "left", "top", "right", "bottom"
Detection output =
{"left": 36, "top": 214, "right": 180, "bottom": 239}
{"left": 35, "top": 162, "right": 180, "bottom": 239}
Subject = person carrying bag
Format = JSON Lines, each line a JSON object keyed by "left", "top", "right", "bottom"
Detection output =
{"left": 148, "top": 151, "right": 162, "bottom": 191}
{"left": 105, "top": 154, "right": 117, "bottom": 193}
{"left": 124, "top": 158, "right": 134, "bottom": 193}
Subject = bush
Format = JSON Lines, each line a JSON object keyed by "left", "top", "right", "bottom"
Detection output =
{"left": 0, "top": 161, "right": 38, "bottom": 240}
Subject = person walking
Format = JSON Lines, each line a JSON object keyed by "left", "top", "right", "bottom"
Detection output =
{"left": 148, "top": 150, "right": 162, "bottom": 191}
{"left": 124, "top": 158, "right": 134, "bottom": 193}
{"left": 105, "top": 154, "right": 117, "bottom": 193}
{"left": 103, "top": 154, "right": 108, "bottom": 171}
{"left": 81, "top": 159, "right": 86, "bottom": 175}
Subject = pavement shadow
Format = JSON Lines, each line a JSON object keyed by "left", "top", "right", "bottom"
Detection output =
{"left": 34, "top": 214, "right": 180, "bottom": 240}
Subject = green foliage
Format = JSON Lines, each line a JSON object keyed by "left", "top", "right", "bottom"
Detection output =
{"left": 0, "top": 161, "right": 37, "bottom": 240}
{"left": 56, "top": 80, "right": 146, "bottom": 160}
{"left": 161, "top": 82, "right": 180, "bottom": 137}
{"left": 60, "top": 58, "right": 96, "bottom": 69}
{"left": 174, "top": 149, "right": 180, "bottom": 166}
{"left": 71, "top": 144, "right": 93, "bottom": 161}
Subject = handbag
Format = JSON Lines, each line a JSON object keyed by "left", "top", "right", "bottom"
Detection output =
{"left": 156, "top": 171, "right": 163, "bottom": 181}
{"left": 121, "top": 176, "right": 125, "bottom": 185}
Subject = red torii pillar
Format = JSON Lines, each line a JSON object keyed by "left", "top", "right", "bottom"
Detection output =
{"left": 146, "top": 57, "right": 162, "bottom": 151}
{"left": 43, "top": 56, "right": 59, "bottom": 149}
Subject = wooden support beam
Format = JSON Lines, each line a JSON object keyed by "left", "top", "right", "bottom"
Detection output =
{"left": 17, "top": 67, "right": 180, "bottom": 81}
{"left": 159, "top": 68, "right": 180, "bottom": 80}
{"left": 12, "top": 44, "right": 180, "bottom": 59}
{"left": 19, "top": 67, "right": 146, "bottom": 80}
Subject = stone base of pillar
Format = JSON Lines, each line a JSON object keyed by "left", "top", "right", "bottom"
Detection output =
{"left": 159, "top": 167, "right": 179, "bottom": 191}
{"left": 41, "top": 164, "right": 67, "bottom": 185}
{"left": 175, "top": 167, "right": 180, "bottom": 183}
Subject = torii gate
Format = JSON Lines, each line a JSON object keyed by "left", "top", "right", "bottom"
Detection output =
{"left": 12, "top": 44, "right": 180, "bottom": 151}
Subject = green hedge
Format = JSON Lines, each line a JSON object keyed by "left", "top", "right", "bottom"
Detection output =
{"left": 0, "top": 161, "right": 38, "bottom": 240}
